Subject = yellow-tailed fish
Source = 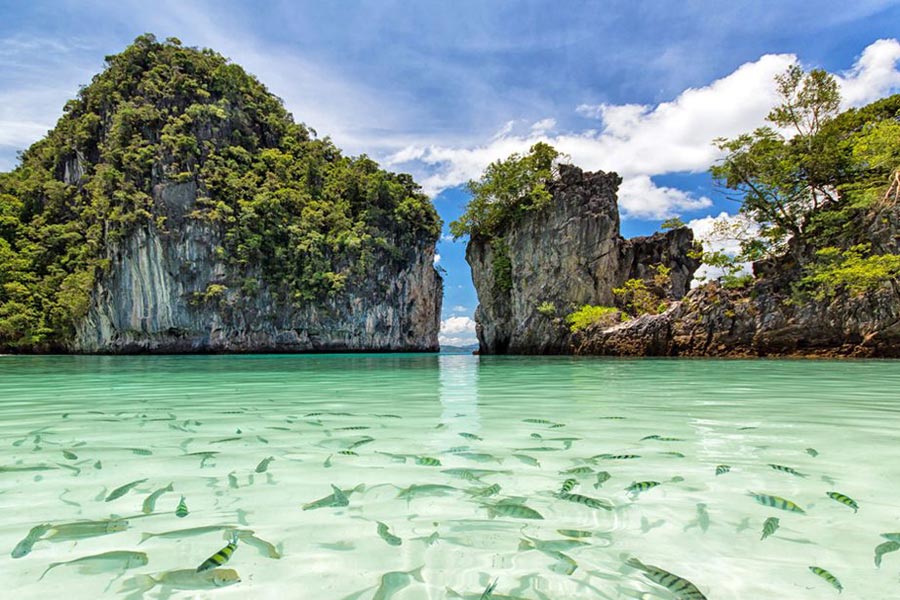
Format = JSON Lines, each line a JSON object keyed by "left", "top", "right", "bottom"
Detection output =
{"left": 627, "top": 557, "right": 707, "bottom": 599}
{"left": 40, "top": 550, "right": 148, "bottom": 580}
{"left": 808, "top": 566, "right": 842, "bottom": 593}
{"left": 175, "top": 495, "right": 189, "bottom": 518}
{"left": 825, "top": 491, "right": 858, "bottom": 513}
{"left": 120, "top": 568, "right": 240, "bottom": 594}
{"left": 197, "top": 532, "right": 239, "bottom": 572}
{"left": 47, "top": 519, "right": 128, "bottom": 542}
{"left": 748, "top": 491, "right": 805, "bottom": 514}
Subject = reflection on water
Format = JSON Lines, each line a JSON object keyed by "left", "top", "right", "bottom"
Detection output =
{"left": 0, "top": 355, "right": 899, "bottom": 598}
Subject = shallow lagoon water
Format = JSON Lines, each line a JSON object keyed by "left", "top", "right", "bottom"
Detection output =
{"left": 1, "top": 354, "right": 899, "bottom": 599}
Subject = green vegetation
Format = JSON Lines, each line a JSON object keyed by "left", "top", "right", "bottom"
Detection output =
{"left": 0, "top": 34, "right": 439, "bottom": 348}
{"left": 711, "top": 66, "right": 900, "bottom": 268}
{"left": 660, "top": 217, "right": 686, "bottom": 230}
{"left": 536, "top": 301, "right": 556, "bottom": 317}
{"left": 613, "top": 265, "right": 673, "bottom": 316}
{"left": 799, "top": 244, "right": 900, "bottom": 299}
{"left": 565, "top": 305, "right": 621, "bottom": 333}
{"left": 449, "top": 142, "right": 561, "bottom": 240}
{"left": 491, "top": 240, "right": 513, "bottom": 293}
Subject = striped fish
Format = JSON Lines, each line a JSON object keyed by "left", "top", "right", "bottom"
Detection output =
{"left": 523, "top": 418, "right": 554, "bottom": 424}
{"left": 560, "top": 466, "right": 593, "bottom": 475}
{"left": 560, "top": 478, "right": 578, "bottom": 494}
{"left": 415, "top": 456, "right": 442, "bottom": 466}
{"left": 459, "top": 432, "right": 482, "bottom": 441}
{"left": 556, "top": 492, "right": 612, "bottom": 511}
{"left": 761, "top": 517, "right": 780, "bottom": 540}
{"left": 825, "top": 491, "right": 858, "bottom": 513}
{"left": 627, "top": 481, "right": 661, "bottom": 495}
{"left": 485, "top": 502, "right": 544, "bottom": 520}
{"left": 593, "top": 471, "right": 611, "bottom": 489}
{"left": 376, "top": 522, "right": 402, "bottom": 546}
{"left": 875, "top": 541, "right": 900, "bottom": 568}
{"left": 593, "top": 454, "right": 641, "bottom": 460}
{"left": 466, "top": 483, "right": 501, "bottom": 497}
{"left": 768, "top": 464, "right": 807, "bottom": 478}
{"left": 175, "top": 496, "right": 189, "bottom": 518}
{"left": 715, "top": 465, "right": 730, "bottom": 476}
{"left": 748, "top": 491, "right": 805, "bottom": 514}
{"left": 808, "top": 566, "right": 842, "bottom": 593}
{"left": 338, "top": 450, "right": 359, "bottom": 456}
{"left": 627, "top": 558, "right": 707, "bottom": 599}
{"left": 197, "top": 532, "right": 238, "bottom": 572}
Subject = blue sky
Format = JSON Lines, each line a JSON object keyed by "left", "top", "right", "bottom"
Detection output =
{"left": 2, "top": 1, "right": 900, "bottom": 345}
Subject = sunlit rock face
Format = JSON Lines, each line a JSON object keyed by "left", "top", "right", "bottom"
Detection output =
{"left": 467, "top": 164, "right": 698, "bottom": 354}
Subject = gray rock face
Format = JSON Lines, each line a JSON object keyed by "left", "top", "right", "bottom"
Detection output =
{"left": 467, "top": 164, "right": 699, "bottom": 354}
{"left": 72, "top": 182, "right": 441, "bottom": 353}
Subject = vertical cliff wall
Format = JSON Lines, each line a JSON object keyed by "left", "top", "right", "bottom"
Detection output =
{"left": 466, "top": 164, "right": 699, "bottom": 354}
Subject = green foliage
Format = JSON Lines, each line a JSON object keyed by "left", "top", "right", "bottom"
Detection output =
{"left": 536, "top": 301, "right": 556, "bottom": 317}
{"left": 0, "top": 34, "right": 440, "bottom": 348}
{"left": 565, "top": 305, "right": 621, "bottom": 333}
{"left": 613, "top": 265, "right": 672, "bottom": 316}
{"left": 450, "top": 142, "right": 561, "bottom": 240}
{"left": 491, "top": 240, "right": 513, "bottom": 294}
{"left": 798, "top": 244, "right": 900, "bottom": 300}
{"left": 660, "top": 217, "right": 686, "bottom": 230}
{"left": 711, "top": 63, "right": 900, "bottom": 264}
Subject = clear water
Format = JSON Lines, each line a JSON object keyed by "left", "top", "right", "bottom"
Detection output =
{"left": 1, "top": 354, "right": 899, "bottom": 599}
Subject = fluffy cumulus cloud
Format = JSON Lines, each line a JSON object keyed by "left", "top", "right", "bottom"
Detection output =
{"left": 439, "top": 315, "right": 477, "bottom": 347}
{"left": 687, "top": 212, "right": 759, "bottom": 285}
{"left": 390, "top": 40, "right": 900, "bottom": 219}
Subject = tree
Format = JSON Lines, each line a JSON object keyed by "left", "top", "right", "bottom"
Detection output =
{"left": 449, "top": 142, "right": 562, "bottom": 239}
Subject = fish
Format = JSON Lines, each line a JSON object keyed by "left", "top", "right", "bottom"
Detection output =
{"left": 371, "top": 566, "right": 424, "bottom": 600}
{"left": 230, "top": 529, "right": 281, "bottom": 559}
{"left": 825, "top": 491, "right": 859, "bottom": 513}
{"left": 47, "top": 519, "right": 129, "bottom": 542}
{"left": 142, "top": 482, "right": 174, "bottom": 514}
{"left": 376, "top": 522, "right": 402, "bottom": 546}
{"left": 513, "top": 446, "right": 564, "bottom": 452}
{"left": 459, "top": 432, "right": 482, "bottom": 441}
{"left": 93, "top": 460, "right": 102, "bottom": 470}
{"left": 129, "top": 448, "right": 152, "bottom": 456}
{"left": 335, "top": 426, "right": 370, "bottom": 431}
{"left": 642, "top": 435, "right": 684, "bottom": 442}
{"left": 875, "top": 541, "right": 900, "bottom": 568}
{"left": 560, "top": 478, "right": 578, "bottom": 493}
{"left": 683, "top": 503, "right": 710, "bottom": 533}
{"left": 480, "top": 578, "right": 498, "bottom": 599}
{"left": 557, "top": 492, "right": 612, "bottom": 510}
{"left": 197, "top": 532, "right": 239, "bottom": 572}
{"left": 454, "top": 452, "right": 501, "bottom": 464}
{"left": 466, "top": 483, "right": 501, "bottom": 498}
{"left": 715, "top": 465, "right": 730, "bottom": 476}
{"left": 519, "top": 534, "right": 590, "bottom": 554}
{"left": 442, "top": 468, "right": 510, "bottom": 480}
{"left": 626, "top": 481, "right": 661, "bottom": 496}
{"left": 398, "top": 484, "right": 460, "bottom": 501}
{"left": 0, "top": 464, "right": 57, "bottom": 473}
{"left": 338, "top": 450, "right": 359, "bottom": 456}
{"left": 210, "top": 437, "right": 242, "bottom": 444}
{"left": 806, "top": 448, "right": 819, "bottom": 457}
{"left": 415, "top": 456, "right": 442, "bottom": 466}
{"left": 560, "top": 466, "right": 593, "bottom": 475}
{"left": 761, "top": 517, "right": 780, "bottom": 540}
{"left": 255, "top": 456, "right": 275, "bottom": 473}
{"left": 641, "top": 517, "right": 665, "bottom": 533}
{"left": 511, "top": 454, "right": 540, "bottom": 467}
{"left": 484, "top": 502, "right": 544, "bottom": 520}
{"left": 11, "top": 523, "right": 52, "bottom": 558}
{"left": 881, "top": 533, "right": 900, "bottom": 543}
{"left": 106, "top": 478, "right": 148, "bottom": 502}
{"left": 375, "top": 414, "right": 402, "bottom": 419}
{"left": 302, "top": 484, "right": 354, "bottom": 510}
{"left": 808, "top": 566, "right": 842, "bottom": 593}
{"left": 593, "top": 471, "right": 611, "bottom": 488}
{"left": 626, "top": 557, "right": 707, "bottom": 599}
{"left": 40, "top": 550, "right": 148, "bottom": 580}
{"left": 349, "top": 437, "right": 375, "bottom": 449}
{"left": 139, "top": 525, "right": 235, "bottom": 544}
{"left": 120, "top": 568, "right": 240, "bottom": 594}
{"left": 522, "top": 419, "right": 555, "bottom": 424}
{"left": 549, "top": 423, "right": 566, "bottom": 429}
{"left": 62, "top": 449, "right": 78, "bottom": 460}
{"left": 592, "top": 454, "right": 641, "bottom": 460}
{"left": 748, "top": 491, "right": 806, "bottom": 514}
{"left": 557, "top": 529, "right": 595, "bottom": 539}
{"left": 768, "top": 464, "right": 807, "bottom": 478}
{"left": 228, "top": 472, "right": 239, "bottom": 489}
{"left": 176, "top": 495, "right": 189, "bottom": 518}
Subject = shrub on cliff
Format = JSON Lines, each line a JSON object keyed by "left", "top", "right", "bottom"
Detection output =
{"left": 566, "top": 305, "right": 621, "bottom": 332}
{"left": 0, "top": 34, "right": 440, "bottom": 348}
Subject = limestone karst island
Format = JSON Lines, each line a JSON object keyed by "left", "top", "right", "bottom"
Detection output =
{"left": 1, "top": 3, "right": 899, "bottom": 599}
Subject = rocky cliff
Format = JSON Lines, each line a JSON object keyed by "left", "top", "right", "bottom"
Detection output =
{"left": 0, "top": 35, "right": 442, "bottom": 353}
{"left": 467, "top": 164, "right": 699, "bottom": 354}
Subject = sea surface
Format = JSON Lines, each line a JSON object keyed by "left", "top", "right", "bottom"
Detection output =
{"left": 1, "top": 354, "right": 899, "bottom": 599}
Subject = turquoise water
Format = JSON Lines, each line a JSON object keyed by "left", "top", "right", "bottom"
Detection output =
{"left": 1, "top": 354, "right": 899, "bottom": 599}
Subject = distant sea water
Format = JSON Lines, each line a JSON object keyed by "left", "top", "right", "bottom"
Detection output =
{"left": 1, "top": 354, "right": 899, "bottom": 598}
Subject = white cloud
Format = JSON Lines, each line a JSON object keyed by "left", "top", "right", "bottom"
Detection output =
{"left": 390, "top": 39, "right": 900, "bottom": 219}
{"left": 450, "top": 305, "right": 468, "bottom": 313}
{"left": 838, "top": 38, "right": 900, "bottom": 108}
{"left": 433, "top": 253, "right": 441, "bottom": 264}
{"left": 687, "top": 211, "right": 759, "bottom": 285}
{"left": 439, "top": 315, "right": 477, "bottom": 346}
